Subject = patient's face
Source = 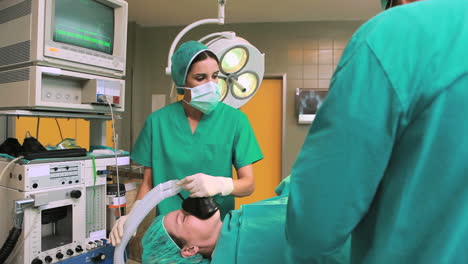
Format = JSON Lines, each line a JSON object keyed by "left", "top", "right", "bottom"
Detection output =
{"left": 164, "top": 209, "right": 222, "bottom": 248}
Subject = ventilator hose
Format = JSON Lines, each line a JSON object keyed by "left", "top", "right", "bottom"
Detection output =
{"left": 114, "top": 180, "right": 181, "bottom": 264}
{"left": 0, "top": 227, "right": 22, "bottom": 263}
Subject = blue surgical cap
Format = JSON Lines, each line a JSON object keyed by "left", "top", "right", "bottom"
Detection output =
{"left": 171, "top": 41, "right": 209, "bottom": 95}
{"left": 141, "top": 215, "right": 210, "bottom": 264}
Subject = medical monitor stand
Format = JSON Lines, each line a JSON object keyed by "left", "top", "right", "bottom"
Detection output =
{"left": 0, "top": 110, "right": 116, "bottom": 147}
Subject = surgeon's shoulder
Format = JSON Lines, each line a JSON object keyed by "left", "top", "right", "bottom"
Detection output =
{"left": 343, "top": 3, "right": 424, "bottom": 61}
{"left": 217, "top": 102, "right": 249, "bottom": 123}
{"left": 348, "top": 2, "right": 431, "bottom": 57}
{"left": 217, "top": 102, "right": 245, "bottom": 117}
{"left": 146, "top": 101, "right": 182, "bottom": 120}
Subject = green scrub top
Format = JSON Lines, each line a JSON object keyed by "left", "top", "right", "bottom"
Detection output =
{"left": 287, "top": 0, "right": 468, "bottom": 263}
{"left": 131, "top": 101, "right": 263, "bottom": 218}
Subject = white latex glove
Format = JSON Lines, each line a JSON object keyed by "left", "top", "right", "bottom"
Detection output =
{"left": 109, "top": 200, "right": 140, "bottom": 246}
{"left": 177, "top": 173, "right": 233, "bottom": 197}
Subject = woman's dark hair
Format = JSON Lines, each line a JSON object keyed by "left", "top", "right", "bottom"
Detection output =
{"left": 186, "top": 50, "right": 219, "bottom": 75}
{"left": 386, "top": 0, "right": 403, "bottom": 9}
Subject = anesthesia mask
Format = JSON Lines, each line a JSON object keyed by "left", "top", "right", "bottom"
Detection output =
{"left": 177, "top": 193, "right": 219, "bottom": 220}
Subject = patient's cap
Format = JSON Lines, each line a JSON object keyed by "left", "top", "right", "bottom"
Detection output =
{"left": 142, "top": 214, "right": 210, "bottom": 264}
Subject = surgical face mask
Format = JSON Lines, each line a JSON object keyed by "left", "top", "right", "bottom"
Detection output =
{"left": 181, "top": 81, "right": 221, "bottom": 114}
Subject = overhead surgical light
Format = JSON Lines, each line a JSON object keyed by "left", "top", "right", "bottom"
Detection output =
{"left": 165, "top": 0, "right": 264, "bottom": 109}
{"left": 200, "top": 33, "right": 264, "bottom": 108}
{"left": 218, "top": 78, "right": 229, "bottom": 101}
{"left": 222, "top": 47, "right": 248, "bottom": 73}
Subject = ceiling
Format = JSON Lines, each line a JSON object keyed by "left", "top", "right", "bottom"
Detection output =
{"left": 126, "top": 0, "right": 382, "bottom": 27}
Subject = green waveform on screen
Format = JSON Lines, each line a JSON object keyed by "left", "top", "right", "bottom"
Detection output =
{"left": 55, "top": 30, "right": 111, "bottom": 47}
{"left": 77, "top": 28, "right": 98, "bottom": 36}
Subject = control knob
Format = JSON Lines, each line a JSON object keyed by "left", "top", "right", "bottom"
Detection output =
{"left": 70, "top": 190, "right": 82, "bottom": 199}
{"left": 44, "top": 256, "right": 53, "bottom": 263}
{"left": 56, "top": 252, "right": 64, "bottom": 259}
{"left": 75, "top": 245, "right": 83, "bottom": 252}
{"left": 66, "top": 249, "right": 74, "bottom": 256}
{"left": 31, "top": 259, "right": 43, "bottom": 264}
{"left": 91, "top": 253, "right": 106, "bottom": 262}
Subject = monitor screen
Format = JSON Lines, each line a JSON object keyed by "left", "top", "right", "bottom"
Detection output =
{"left": 53, "top": 0, "right": 114, "bottom": 55}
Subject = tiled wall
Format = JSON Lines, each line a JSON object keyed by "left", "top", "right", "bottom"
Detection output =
{"left": 288, "top": 39, "right": 346, "bottom": 89}
{"left": 128, "top": 21, "right": 365, "bottom": 176}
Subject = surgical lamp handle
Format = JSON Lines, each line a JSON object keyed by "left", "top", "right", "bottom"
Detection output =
{"left": 165, "top": 0, "right": 226, "bottom": 75}
{"left": 231, "top": 78, "right": 248, "bottom": 93}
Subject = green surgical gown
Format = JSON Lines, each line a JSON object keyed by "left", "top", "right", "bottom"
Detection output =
{"left": 212, "top": 177, "right": 349, "bottom": 264}
{"left": 287, "top": 0, "right": 468, "bottom": 263}
{"left": 131, "top": 101, "right": 263, "bottom": 218}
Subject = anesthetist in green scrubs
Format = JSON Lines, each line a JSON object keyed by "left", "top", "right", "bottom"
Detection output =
{"left": 109, "top": 41, "right": 263, "bottom": 246}
{"left": 286, "top": 0, "right": 468, "bottom": 263}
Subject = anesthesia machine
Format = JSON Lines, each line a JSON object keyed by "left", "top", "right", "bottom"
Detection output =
{"left": 0, "top": 0, "right": 130, "bottom": 263}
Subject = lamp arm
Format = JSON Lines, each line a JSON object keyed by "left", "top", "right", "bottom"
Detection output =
{"left": 218, "top": 0, "right": 226, "bottom": 21}
{"left": 165, "top": 1, "right": 226, "bottom": 75}
{"left": 198, "top": 31, "right": 236, "bottom": 44}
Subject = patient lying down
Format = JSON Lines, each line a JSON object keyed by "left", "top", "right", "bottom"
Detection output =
{"left": 141, "top": 195, "right": 294, "bottom": 264}
{"left": 141, "top": 209, "right": 222, "bottom": 264}
{"left": 141, "top": 177, "right": 349, "bottom": 264}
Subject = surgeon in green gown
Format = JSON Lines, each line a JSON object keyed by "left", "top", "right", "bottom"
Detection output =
{"left": 286, "top": 0, "right": 468, "bottom": 263}
{"left": 109, "top": 40, "right": 263, "bottom": 246}
{"left": 132, "top": 41, "right": 263, "bottom": 218}
{"left": 141, "top": 176, "right": 349, "bottom": 264}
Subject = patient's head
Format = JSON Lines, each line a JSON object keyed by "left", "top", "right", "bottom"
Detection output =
{"left": 141, "top": 209, "right": 222, "bottom": 264}
{"left": 165, "top": 209, "right": 222, "bottom": 257}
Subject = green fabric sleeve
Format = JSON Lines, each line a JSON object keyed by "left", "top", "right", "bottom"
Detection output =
{"left": 211, "top": 211, "right": 239, "bottom": 264}
{"left": 130, "top": 116, "right": 154, "bottom": 167}
{"left": 275, "top": 175, "right": 291, "bottom": 196}
{"left": 232, "top": 112, "right": 263, "bottom": 169}
{"left": 286, "top": 41, "right": 402, "bottom": 262}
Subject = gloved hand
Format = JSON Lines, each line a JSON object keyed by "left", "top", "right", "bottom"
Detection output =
{"left": 177, "top": 173, "right": 233, "bottom": 197}
{"left": 109, "top": 200, "right": 140, "bottom": 246}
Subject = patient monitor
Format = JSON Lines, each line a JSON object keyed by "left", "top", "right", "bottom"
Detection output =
{"left": 0, "top": 0, "right": 128, "bottom": 113}
{"left": 0, "top": 0, "right": 128, "bottom": 77}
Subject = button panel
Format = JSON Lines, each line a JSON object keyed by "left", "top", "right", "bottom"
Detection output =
{"left": 44, "top": 44, "right": 124, "bottom": 72}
